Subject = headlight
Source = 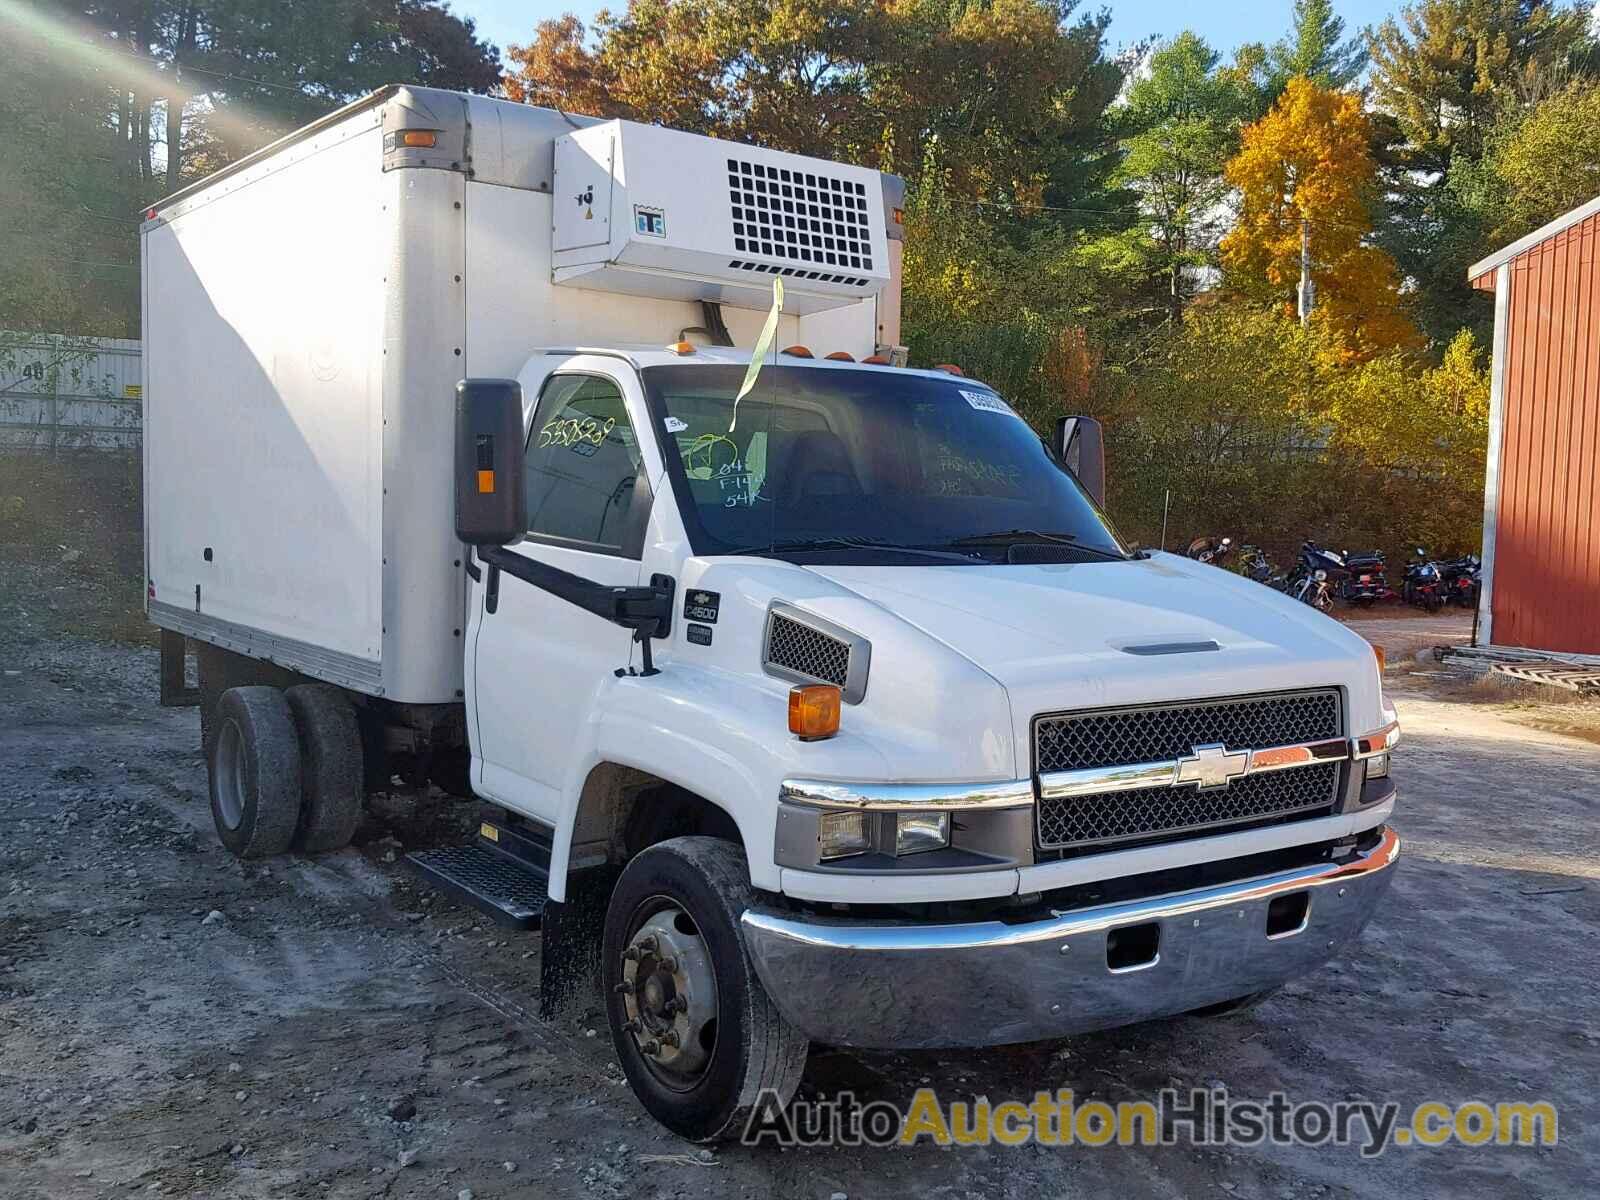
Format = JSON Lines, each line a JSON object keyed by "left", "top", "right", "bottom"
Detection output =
{"left": 818, "top": 811, "right": 872, "bottom": 860}
{"left": 1365, "top": 752, "right": 1390, "bottom": 781}
{"left": 894, "top": 812, "right": 950, "bottom": 856}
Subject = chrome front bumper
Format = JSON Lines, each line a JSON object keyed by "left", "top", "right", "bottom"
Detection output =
{"left": 741, "top": 825, "right": 1399, "bottom": 1049}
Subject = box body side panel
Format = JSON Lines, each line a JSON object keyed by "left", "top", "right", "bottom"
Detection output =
{"left": 144, "top": 119, "right": 390, "bottom": 689}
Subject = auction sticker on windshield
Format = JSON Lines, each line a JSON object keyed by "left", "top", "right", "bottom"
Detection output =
{"left": 960, "top": 389, "right": 1019, "bottom": 418}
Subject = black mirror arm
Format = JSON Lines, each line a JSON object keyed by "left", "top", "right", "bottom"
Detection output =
{"left": 475, "top": 545, "right": 674, "bottom": 677}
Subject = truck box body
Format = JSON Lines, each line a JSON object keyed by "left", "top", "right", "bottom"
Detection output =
{"left": 142, "top": 87, "right": 901, "bottom": 702}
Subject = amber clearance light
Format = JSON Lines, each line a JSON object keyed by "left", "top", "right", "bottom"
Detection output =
{"left": 788, "top": 684, "right": 841, "bottom": 741}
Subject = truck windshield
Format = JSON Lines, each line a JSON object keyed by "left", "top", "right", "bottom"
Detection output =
{"left": 641, "top": 364, "right": 1129, "bottom": 563}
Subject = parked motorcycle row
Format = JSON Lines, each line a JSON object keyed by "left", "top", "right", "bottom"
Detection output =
{"left": 1184, "top": 535, "right": 1481, "bottom": 613}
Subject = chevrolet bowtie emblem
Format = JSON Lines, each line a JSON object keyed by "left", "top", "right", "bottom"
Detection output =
{"left": 1175, "top": 743, "right": 1250, "bottom": 790}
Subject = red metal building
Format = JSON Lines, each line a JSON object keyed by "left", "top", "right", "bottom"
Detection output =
{"left": 1469, "top": 197, "right": 1600, "bottom": 657}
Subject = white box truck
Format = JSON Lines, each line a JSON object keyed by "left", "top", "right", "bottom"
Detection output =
{"left": 142, "top": 86, "right": 1401, "bottom": 1141}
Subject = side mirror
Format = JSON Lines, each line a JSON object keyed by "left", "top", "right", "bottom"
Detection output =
{"left": 1054, "top": 415, "right": 1106, "bottom": 507}
{"left": 454, "top": 379, "right": 527, "bottom": 546}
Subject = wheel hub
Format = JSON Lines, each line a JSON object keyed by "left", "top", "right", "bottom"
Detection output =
{"left": 618, "top": 907, "right": 716, "bottom": 1079}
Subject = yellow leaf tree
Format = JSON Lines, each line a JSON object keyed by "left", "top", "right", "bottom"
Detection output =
{"left": 1221, "top": 77, "right": 1419, "bottom": 355}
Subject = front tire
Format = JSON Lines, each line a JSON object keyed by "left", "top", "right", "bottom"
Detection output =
{"left": 209, "top": 687, "right": 302, "bottom": 858}
{"left": 602, "top": 837, "right": 808, "bottom": 1142}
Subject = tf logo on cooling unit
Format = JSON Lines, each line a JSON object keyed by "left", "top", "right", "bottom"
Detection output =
{"left": 1175, "top": 743, "right": 1250, "bottom": 790}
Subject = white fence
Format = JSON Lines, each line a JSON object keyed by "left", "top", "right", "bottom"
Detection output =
{"left": 0, "top": 332, "right": 142, "bottom": 451}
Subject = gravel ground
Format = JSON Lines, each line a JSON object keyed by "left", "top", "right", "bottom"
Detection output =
{"left": 1, "top": 570, "right": 1596, "bottom": 1198}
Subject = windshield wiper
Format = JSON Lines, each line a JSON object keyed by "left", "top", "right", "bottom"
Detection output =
{"left": 722, "top": 536, "right": 981, "bottom": 564}
{"left": 944, "top": 530, "right": 1126, "bottom": 559}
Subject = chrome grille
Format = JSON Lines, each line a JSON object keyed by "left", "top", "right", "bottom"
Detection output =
{"left": 766, "top": 613, "right": 850, "bottom": 688}
{"left": 1034, "top": 690, "right": 1342, "bottom": 852}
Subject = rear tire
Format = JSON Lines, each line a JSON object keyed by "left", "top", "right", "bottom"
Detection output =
{"left": 284, "top": 684, "right": 363, "bottom": 852}
{"left": 602, "top": 837, "right": 808, "bottom": 1142}
{"left": 209, "top": 687, "right": 302, "bottom": 859}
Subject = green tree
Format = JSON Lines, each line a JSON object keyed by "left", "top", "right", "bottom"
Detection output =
{"left": 1, "top": 5, "right": 144, "bottom": 333}
{"left": 1268, "top": 0, "right": 1368, "bottom": 90}
{"left": 1109, "top": 32, "right": 1253, "bottom": 321}
{"left": 1467, "top": 81, "right": 1600, "bottom": 239}
{"left": 1367, "top": 1, "right": 1596, "bottom": 346}
{"left": 5, "top": 1, "right": 501, "bottom": 337}
{"left": 1367, "top": 0, "right": 1593, "bottom": 175}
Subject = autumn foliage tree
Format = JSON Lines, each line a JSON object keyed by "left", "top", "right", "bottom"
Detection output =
{"left": 1221, "top": 78, "right": 1419, "bottom": 355}
{"left": 503, "top": 0, "right": 1121, "bottom": 204}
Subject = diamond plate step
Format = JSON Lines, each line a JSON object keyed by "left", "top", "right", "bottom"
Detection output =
{"left": 407, "top": 844, "right": 549, "bottom": 929}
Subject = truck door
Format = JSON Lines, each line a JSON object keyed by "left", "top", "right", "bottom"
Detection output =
{"left": 466, "top": 366, "right": 660, "bottom": 823}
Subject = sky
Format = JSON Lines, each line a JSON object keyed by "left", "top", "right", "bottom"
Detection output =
{"left": 457, "top": 0, "right": 1406, "bottom": 59}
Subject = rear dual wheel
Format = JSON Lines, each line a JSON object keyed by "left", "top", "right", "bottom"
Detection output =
{"left": 209, "top": 687, "right": 302, "bottom": 858}
{"left": 207, "top": 684, "right": 362, "bottom": 858}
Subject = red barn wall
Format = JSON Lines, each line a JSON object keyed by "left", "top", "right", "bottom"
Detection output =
{"left": 1492, "top": 211, "right": 1600, "bottom": 654}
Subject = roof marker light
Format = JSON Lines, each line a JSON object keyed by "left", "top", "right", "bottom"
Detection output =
{"left": 934, "top": 363, "right": 965, "bottom": 376}
{"left": 780, "top": 345, "right": 814, "bottom": 358}
{"left": 824, "top": 351, "right": 855, "bottom": 362}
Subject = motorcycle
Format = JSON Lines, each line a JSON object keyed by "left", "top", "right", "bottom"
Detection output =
{"left": 1401, "top": 548, "right": 1445, "bottom": 612}
{"left": 1338, "top": 548, "right": 1389, "bottom": 606}
{"left": 1285, "top": 541, "right": 1346, "bottom": 610}
{"left": 1439, "top": 553, "right": 1481, "bottom": 608}
{"left": 1235, "top": 544, "right": 1280, "bottom": 587}
{"left": 1184, "top": 534, "right": 1235, "bottom": 566}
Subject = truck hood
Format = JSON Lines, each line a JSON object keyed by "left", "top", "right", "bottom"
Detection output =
{"left": 807, "top": 553, "right": 1385, "bottom": 742}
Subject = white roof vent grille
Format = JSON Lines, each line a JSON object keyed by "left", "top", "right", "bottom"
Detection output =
{"left": 727, "top": 159, "right": 875, "bottom": 274}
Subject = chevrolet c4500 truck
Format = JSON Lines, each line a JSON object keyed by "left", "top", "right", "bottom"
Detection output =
{"left": 141, "top": 86, "right": 1400, "bottom": 1141}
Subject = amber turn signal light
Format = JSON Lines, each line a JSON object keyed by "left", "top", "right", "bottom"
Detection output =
{"left": 788, "top": 684, "right": 841, "bottom": 741}
{"left": 1372, "top": 644, "right": 1386, "bottom": 674}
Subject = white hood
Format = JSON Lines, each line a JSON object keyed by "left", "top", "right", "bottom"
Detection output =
{"left": 806, "top": 552, "right": 1385, "bottom": 756}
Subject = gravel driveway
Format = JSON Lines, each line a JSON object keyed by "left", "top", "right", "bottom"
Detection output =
{"left": 1, "top": 608, "right": 1595, "bottom": 1198}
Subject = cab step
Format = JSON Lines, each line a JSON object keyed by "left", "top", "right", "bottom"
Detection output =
{"left": 406, "top": 816, "right": 555, "bottom": 929}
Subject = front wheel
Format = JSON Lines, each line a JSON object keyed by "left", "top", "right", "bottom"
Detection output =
{"left": 602, "top": 837, "right": 808, "bottom": 1142}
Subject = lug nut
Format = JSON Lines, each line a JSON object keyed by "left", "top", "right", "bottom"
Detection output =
{"left": 640, "top": 1039, "right": 660, "bottom": 1055}
{"left": 637, "top": 934, "right": 659, "bottom": 954}
{"left": 613, "top": 981, "right": 634, "bottom": 995}
{"left": 661, "top": 1030, "right": 680, "bottom": 1048}
{"left": 659, "top": 956, "right": 678, "bottom": 973}
{"left": 622, "top": 947, "right": 640, "bottom": 962}
{"left": 665, "top": 997, "right": 686, "bottom": 1015}
{"left": 622, "top": 1018, "right": 641, "bottom": 1034}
